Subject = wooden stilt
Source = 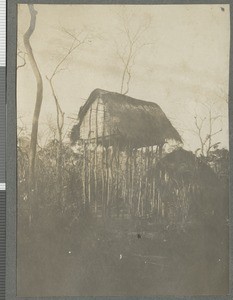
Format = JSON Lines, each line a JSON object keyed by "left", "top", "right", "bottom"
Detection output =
{"left": 144, "top": 147, "right": 149, "bottom": 216}
{"left": 101, "top": 147, "right": 105, "bottom": 218}
{"left": 137, "top": 148, "right": 143, "bottom": 216}
{"left": 128, "top": 147, "right": 132, "bottom": 216}
{"left": 131, "top": 149, "right": 136, "bottom": 216}
{"left": 149, "top": 145, "right": 153, "bottom": 213}
{"left": 159, "top": 144, "right": 163, "bottom": 159}
{"left": 115, "top": 145, "right": 120, "bottom": 218}
{"left": 86, "top": 107, "right": 93, "bottom": 208}
{"left": 109, "top": 145, "right": 114, "bottom": 217}
{"left": 88, "top": 148, "right": 91, "bottom": 206}
{"left": 105, "top": 145, "right": 110, "bottom": 216}
{"left": 94, "top": 100, "right": 99, "bottom": 215}
{"left": 101, "top": 107, "right": 106, "bottom": 218}
{"left": 94, "top": 146, "right": 98, "bottom": 214}
{"left": 83, "top": 142, "right": 87, "bottom": 209}
{"left": 152, "top": 178, "right": 156, "bottom": 212}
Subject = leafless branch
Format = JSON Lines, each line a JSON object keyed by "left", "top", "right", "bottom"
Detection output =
{"left": 194, "top": 104, "right": 223, "bottom": 156}
{"left": 116, "top": 13, "right": 151, "bottom": 95}
{"left": 48, "top": 29, "right": 90, "bottom": 81}
{"left": 17, "top": 49, "right": 27, "bottom": 70}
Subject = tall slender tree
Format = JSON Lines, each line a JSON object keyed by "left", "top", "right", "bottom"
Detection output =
{"left": 23, "top": 4, "right": 43, "bottom": 222}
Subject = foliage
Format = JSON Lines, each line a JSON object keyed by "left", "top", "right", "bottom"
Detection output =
{"left": 18, "top": 132, "right": 229, "bottom": 235}
{"left": 18, "top": 134, "right": 84, "bottom": 232}
{"left": 200, "top": 147, "right": 229, "bottom": 187}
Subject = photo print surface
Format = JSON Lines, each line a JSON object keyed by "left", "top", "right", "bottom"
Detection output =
{"left": 17, "top": 4, "right": 230, "bottom": 296}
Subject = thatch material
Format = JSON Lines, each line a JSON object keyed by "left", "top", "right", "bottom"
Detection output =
{"left": 71, "top": 89, "right": 182, "bottom": 148}
{"left": 153, "top": 148, "right": 228, "bottom": 224}
{"left": 155, "top": 148, "right": 221, "bottom": 187}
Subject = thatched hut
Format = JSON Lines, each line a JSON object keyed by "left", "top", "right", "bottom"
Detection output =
{"left": 70, "top": 89, "right": 183, "bottom": 218}
{"left": 71, "top": 88, "right": 182, "bottom": 150}
{"left": 151, "top": 148, "right": 228, "bottom": 227}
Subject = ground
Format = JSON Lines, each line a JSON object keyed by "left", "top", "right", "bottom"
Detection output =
{"left": 17, "top": 216, "right": 228, "bottom": 296}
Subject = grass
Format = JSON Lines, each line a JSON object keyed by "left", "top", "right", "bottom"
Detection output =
{"left": 17, "top": 214, "right": 229, "bottom": 297}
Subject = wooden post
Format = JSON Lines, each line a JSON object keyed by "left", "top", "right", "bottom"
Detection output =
{"left": 94, "top": 99, "right": 99, "bottom": 215}
{"left": 122, "top": 152, "right": 126, "bottom": 203}
{"left": 131, "top": 149, "right": 136, "bottom": 216}
{"left": 152, "top": 177, "right": 156, "bottom": 212}
{"left": 125, "top": 148, "right": 129, "bottom": 211}
{"left": 88, "top": 148, "right": 91, "bottom": 206}
{"left": 144, "top": 147, "right": 149, "bottom": 216}
{"left": 108, "top": 145, "right": 114, "bottom": 217}
{"left": 94, "top": 146, "right": 98, "bottom": 214}
{"left": 149, "top": 145, "right": 153, "bottom": 213}
{"left": 115, "top": 145, "right": 120, "bottom": 218}
{"left": 87, "top": 107, "right": 93, "bottom": 209}
{"left": 125, "top": 146, "right": 133, "bottom": 217}
{"left": 101, "top": 106, "right": 106, "bottom": 218}
{"left": 101, "top": 147, "right": 105, "bottom": 218}
{"left": 105, "top": 144, "right": 110, "bottom": 216}
{"left": 159, "top": 144, "right": 163, "bottom": 159}
{"left": 137, "top": 147, "right": 143, "bottom": 216}
{"left": 157, "top": 171, "right": 162, "bottom": 219}
{"left": 82, "top": 141, "right": 87, "bottom": 209}
{"left": 127, "top": 146, "right": 132, "bottom": 216}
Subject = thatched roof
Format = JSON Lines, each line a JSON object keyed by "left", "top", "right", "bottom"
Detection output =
{"left": 154, "top": 148, "right": 221, "bottom": 187}
{"left": 71, "top": 89, "right": 182, "bottom": 148}
{"left": 153, "top": 148, "right": 228, "bottom": 221}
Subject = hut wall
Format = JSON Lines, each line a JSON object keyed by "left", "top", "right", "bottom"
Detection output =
{"left": 79, "top": 98, "right": 112, "bottom": 141}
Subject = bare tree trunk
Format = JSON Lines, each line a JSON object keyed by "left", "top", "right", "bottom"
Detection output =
{"left": 120, "top": 45, "right": 133, "bottom": 94}
{"left": 24, "top": 4, "right": 43, "bottom": 223}
{"left": 47, "top": 78, "right": 64, "bottom": 205}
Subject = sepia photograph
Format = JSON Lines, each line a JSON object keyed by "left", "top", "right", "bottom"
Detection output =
{"left": 17, "top": 4, "right": 229, "bottom": 296}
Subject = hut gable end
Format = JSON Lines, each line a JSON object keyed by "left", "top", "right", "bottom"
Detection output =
{"left": 79, "top": 98, "right": 105, "bottom": 141}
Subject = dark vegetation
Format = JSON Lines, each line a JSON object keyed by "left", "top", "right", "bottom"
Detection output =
{"left": 17, "top": 134, "right": 229, "bottom": 296}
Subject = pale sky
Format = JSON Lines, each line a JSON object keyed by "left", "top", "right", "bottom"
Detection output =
{"left": 17, "top": 4, "right": 230, "bottom": 151}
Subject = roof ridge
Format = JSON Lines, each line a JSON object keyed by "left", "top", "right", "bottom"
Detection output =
{"left": 92, "top": 88, "right": 160, "bottom": 108}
